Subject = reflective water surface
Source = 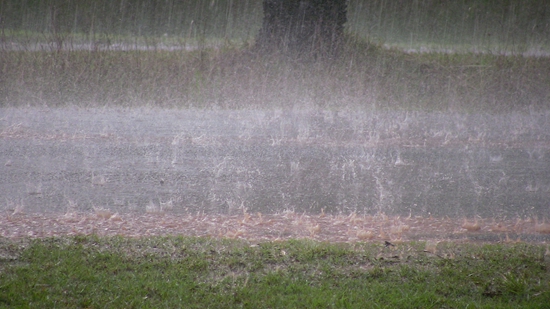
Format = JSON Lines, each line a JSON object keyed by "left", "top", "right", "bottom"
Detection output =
{"left": 1, "top": 107, "right": 549, "bottom": 220}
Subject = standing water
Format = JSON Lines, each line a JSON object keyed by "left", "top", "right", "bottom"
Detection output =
{"left": 1, "top": 107, "right": 549, "bottom": 240}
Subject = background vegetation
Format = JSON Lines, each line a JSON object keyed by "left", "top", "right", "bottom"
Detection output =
{"left": 1, "top": 0, "right": 549, "bottom": 110}
{"left": 348, "top": 0, "right": 550, "bottom": 53}
{"left": 1, "top": 0, "right": 261, "bottom": 42}
{"left": 2, "top": 0, "right": 549, "bottom": 51}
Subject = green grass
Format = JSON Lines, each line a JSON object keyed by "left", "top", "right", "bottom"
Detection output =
{"left": 2, "top": 0, "right": 548, "bottom": 53}
{"left": 346, "top": 0, "right": 550, "bottom": 54}
{"left": 1, "top": 236, "right": 549, "bottom": 308}
{"left": 2, "top": 0, "right": 550, "bottom": 112}
{"left": 1, "top": 37, "right": 549, "bottom": 111}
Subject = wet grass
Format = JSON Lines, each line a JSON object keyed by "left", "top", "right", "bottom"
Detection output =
{"left": 1, "top": 36, "right": 549, "bottom": 112}
{"left": 1, "top": 236, "right": 549, "bottom": 308}
{"left": 2, "top": 0, "right": 548, "bottom": 55}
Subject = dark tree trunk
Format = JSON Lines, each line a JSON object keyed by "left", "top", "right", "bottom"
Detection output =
{"left": 256, "top": 0, "right": 347, "bottom": 59}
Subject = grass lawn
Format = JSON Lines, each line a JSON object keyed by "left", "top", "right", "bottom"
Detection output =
{"left": 1, "top": 236, "right": 549, "bottom": 308}
{"left": 2, "top": 35, "right": 549, "bottom": 112}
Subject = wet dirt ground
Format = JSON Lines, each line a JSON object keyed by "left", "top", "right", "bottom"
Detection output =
{"left": 2, "top": 210, "right": 550, "bottom": 244}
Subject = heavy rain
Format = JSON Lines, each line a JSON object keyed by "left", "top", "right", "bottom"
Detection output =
{"left": 1, "top": 0, "right": 550, "bottom": 243}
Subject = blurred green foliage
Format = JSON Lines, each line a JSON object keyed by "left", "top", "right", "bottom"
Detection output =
{"left": 347, "top": 0, "right": 550, "bottom": 50}
{"left": 0, "top": 0, "right": 262, "bottom": 40}
{"left": 1, "top": 0, "right": 548, "bottom": 50}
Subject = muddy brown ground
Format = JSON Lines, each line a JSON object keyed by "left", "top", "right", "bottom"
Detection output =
{"left": 2, "top": 210, "right": 550, "bottom": 245}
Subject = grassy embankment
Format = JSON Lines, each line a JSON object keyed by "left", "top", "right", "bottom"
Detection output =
{"left": 2, "top": 36, "right": 549, "bottom": 111}
{"left": 0, "top": 236, "right": 549, "bottom": 308}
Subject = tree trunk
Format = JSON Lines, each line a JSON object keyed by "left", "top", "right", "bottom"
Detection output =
{"left": 256, "top": 0, "right": 347, "bottom": 59}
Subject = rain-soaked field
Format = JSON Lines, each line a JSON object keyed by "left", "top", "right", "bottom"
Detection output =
{"left": 1, "top": 107, "right": 549, "bottom": 242}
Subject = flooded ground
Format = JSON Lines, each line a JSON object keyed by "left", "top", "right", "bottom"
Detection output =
{"left": 1, "top": 107, "right": 549, "bottom": 240}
